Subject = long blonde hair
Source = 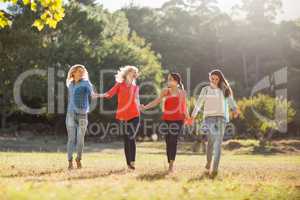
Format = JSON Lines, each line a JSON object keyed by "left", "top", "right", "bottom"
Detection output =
{"left": 115, "top": 65, "right": 139, "bottom": 85}
{"left": 66, "top": 64, "right": 90, "bottom": 87}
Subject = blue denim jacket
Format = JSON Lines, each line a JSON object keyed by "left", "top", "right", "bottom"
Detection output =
{"left": 67, "top": 80, "right": 92, "bottom": 114}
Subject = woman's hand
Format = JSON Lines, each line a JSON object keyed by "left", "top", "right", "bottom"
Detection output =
{"left": 92, "top": 93, "right": 106, "bottom": 99}
{"left": 232, "top": 110, "right": 240, "bottom": 119}
{"left": 140, "top": 104, "right": 147, "bottom": 111}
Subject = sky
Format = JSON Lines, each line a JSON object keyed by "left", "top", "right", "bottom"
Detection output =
{"left": 96, "top": 0, "right": 300, "bottom": 21}
{"left": 0, "top": 0, "right": 299, "bottom": 21}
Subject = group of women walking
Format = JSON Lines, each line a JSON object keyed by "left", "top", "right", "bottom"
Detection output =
{"left": 65, "top": 64, "right": 239, "bottom": 178}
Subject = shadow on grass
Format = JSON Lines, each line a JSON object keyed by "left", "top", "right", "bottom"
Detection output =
{"left": 1, "top": 168, "right": 65, "bottom": 178}
{"left": 187, "top": 171, "right": 210, "bottom": 182}
{"left": 136, "top": 170, "right": 169, "bottom": 181}
{"left": 62, "top": 168, "right": 127, "bottom": 181}
{"left": 187, "top": 171, "right": 223, "bottom": 182}
{"left": 2, "top": 168, "right": 127, "bottom": 182}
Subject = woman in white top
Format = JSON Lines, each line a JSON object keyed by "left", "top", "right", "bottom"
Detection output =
{"left": 191, "top": 69, "right": 239, "bottom": 178}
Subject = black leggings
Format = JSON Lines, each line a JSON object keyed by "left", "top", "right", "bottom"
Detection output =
{"left": 120, "top": 117, "right": 140, "bottom": 165}
{"left": 161, "top": 121, "right": 183, "bottom": 163}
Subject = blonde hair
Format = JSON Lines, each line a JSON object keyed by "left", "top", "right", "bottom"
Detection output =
{"left": 66, "top": 64, "right": 90, "bottom": 87}
{"left": 115, "top": 65, "right": 139, "bottom": 84}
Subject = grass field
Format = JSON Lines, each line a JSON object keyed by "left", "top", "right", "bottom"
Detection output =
{"left": 0, "top": 140, "right": 300, "bottom": 200}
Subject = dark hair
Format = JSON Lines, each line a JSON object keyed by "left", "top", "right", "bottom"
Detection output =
{"left": 170, "top": 72, "right": 184, "bottom": 90}
{"left": 209, "top": 69, "right": 232, "bottom": 97}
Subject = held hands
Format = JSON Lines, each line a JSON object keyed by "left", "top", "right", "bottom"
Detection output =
{"left": 91, "top": 93, "right": 106, "bottom": 99}
{"left": 139, "top": 104, "right": 147, "bottom": 111}
{"left": 232, "top": 109, "right": 240, "bottom": 119}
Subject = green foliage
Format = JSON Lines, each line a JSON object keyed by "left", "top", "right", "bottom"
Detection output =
{"left": 0, "top": 0, "right": 65, "bottom": 30}
{"left": 237, "top": 94, "right": 296, "bottom": 135}
{"left": 0, "top": 1, "right": 163, "bottom": 128}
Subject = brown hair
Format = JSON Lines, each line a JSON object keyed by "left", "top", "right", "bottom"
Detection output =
{"left": 170, "top": 72, "right": 184, "bottom": 90}
{"left": 209, "top": 69, "right": 233, "bottom": 97}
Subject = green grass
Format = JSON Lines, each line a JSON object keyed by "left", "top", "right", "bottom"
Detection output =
{"left": 0, "top": 141, "right": 300, "bottom": 200}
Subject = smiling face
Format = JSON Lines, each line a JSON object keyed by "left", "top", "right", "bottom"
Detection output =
{"left": 209, "top": 74, "right": 220, "bottom": 87}
{"left": 167, "top": 74, "right": 178, "bottom": 88}
{"left": 126, "top": 69, "right": 139, "bottom": 82}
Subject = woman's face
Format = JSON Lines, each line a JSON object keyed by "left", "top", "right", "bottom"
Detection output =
{"left": 167, "top": 74, "right": 178, "bottom": 88}
{"left": 210, "top": 74, "right": 220, "bottom": 86}
{"left": 73, "top": 68, "right": 84, "bottom": 81}
{"left": 126, "top": 69, "right": 138, "bottom": 81}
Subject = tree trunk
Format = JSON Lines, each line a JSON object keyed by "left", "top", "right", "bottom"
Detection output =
{"left": 1, "top": 113, "right": 7, "bottom": 130}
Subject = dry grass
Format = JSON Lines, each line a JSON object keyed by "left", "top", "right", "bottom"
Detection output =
{"left": 0, "top": 141, "right": 299, "bottom": 200}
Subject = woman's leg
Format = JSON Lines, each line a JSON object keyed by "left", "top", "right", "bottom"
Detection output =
{"left": 130, "top": 117, "right": 139, "bottom": 164}
{"left": 66, "top": 113, "right": 76, "bottom": 169}
{"left": 75, "top": 114, "right": 88, "bottom": 167}
{"left": 211, "top": 118, "right": 226, "bottom": 175}
{"left": 168, "top": 133, "right": 178, "bottom": 162}
{"left": 167, "top": 121, "right": 182, "bottom": 172}
{"left": 66, "top": 113, "right": 76, "bottom": 161}
{"left": 121, "top": 121, "right": 131, "bottom": 166}
{"left": 206, "top": 134, "right": 214, "bottom": 170}
{"left": 165, "top": 133, "right": 171, "bottom": 163}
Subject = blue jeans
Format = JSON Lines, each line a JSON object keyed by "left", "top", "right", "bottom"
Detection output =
{"left": 203, "top": 116, "right": 226, "bottom": 172}
{"left": 66, "top": 112, "right": 88, "bottom": 161}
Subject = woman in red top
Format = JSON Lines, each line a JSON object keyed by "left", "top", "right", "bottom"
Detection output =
{"left": 97, "top": 66, "right": 140, "bottom": 171}
{"left": 141, "top": 73, "right": 190, "bottom": 173}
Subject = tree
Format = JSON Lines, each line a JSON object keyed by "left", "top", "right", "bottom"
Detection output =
{"left": 237, "top": 94, "right": 296, "bottom": 146}
{"left": 0, "top": 0, "right": 65, "bottom": 30}
{"left": 0, "top": 1, "right": 163, "bottom": 131}
{"left": 0, "top": 5, "right": 46, "bottom": 129}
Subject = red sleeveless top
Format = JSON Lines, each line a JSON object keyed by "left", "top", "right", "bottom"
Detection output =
{"left": 162, "top": 89, "right": 187, "bottom": 121}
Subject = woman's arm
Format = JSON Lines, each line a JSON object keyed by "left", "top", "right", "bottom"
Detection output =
{"left": 181, "top": 90, "right": 190, "bottom": 119}
{"left": 228, "top": 95, "right": 240, "bottom": 118}
{"left": 92, "top": 93, "right": 106, "bottom": 98}
{"left": 143, "top": 88, "right": 168, "bottom": 110}
{"left": 103, "top": 82, "right": 120, "bottom": 99}
{"left": 85, "top": 81, "right": 99, "bottom": 99}
{"left": 135, "top": 87, "right": 140, "bottom": 106}
{"left": 228, "top": 95, "right": 238, "bottom": 111}
{"left": 191, "top": 87, "right": 207, "bottom": 119}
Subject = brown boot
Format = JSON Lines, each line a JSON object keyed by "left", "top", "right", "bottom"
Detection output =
{"left": 68, "top": 160, "right": 73, "bottom": 170}
{"left": 76, "top": 158, "right": 82, "bottom": 169}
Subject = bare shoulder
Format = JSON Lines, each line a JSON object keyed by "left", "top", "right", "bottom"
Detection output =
{"left": 161, "top": 88, "right": 169, "bottom": 96}
{"left": 178, "top": 89, "right": 187, "bottom": 96}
